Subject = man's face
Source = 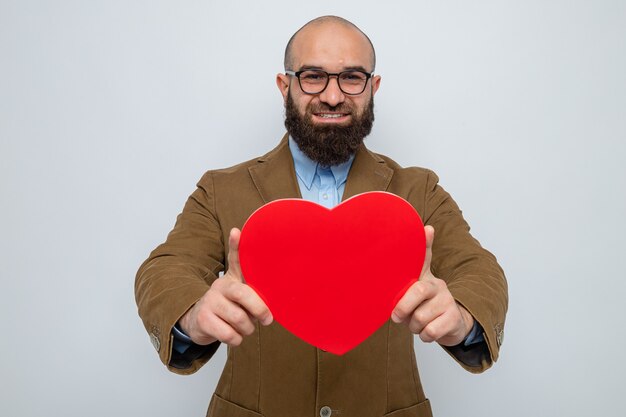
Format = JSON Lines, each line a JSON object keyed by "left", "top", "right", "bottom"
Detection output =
{"left": 277, "top": 23, "right": 381, "bottom": 166}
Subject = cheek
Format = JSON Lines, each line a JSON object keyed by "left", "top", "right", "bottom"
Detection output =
{"left": 353, "top": 96, "right": 372, "bottom": 116}
{"left": 348, "top": 99, "right": 365, "bottom": 116}
{"left": 296, "top": 96, "right": 314, "bottom": 115}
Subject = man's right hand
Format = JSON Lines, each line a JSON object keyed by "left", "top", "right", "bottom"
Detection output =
{"left": 179, "top": 228, "right": 273, "bottom": 346}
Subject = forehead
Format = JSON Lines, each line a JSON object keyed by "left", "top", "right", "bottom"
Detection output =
{"left": 290, "top": 23, "right": 373, "bottom": 71}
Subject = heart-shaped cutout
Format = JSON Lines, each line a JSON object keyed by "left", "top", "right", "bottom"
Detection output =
{"left": 239, "top": 191, "right": 426, "bottom": 354}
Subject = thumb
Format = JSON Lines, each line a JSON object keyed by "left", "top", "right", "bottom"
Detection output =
{"left": 226, "top": 227, "right": 244, "bottom": 281}
{"left": 420, "top": 225, "right": 435, "bottom": 279}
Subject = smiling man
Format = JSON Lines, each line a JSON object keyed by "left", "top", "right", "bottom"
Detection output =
{"left": 279, "top": 18, "right": 379, "bottom": 167}
{"left": 136, "top": 16, "right": 507, "bottom": 417}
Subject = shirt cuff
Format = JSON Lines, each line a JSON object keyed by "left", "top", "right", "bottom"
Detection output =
{"left": 172, "top": 322, "right": 194, "bottom": 354}
{"left": 463, "top": 320, "right": 485, "bottom": 346}
{"left": 169, "top": 324, "right": 221, "bottom": 370}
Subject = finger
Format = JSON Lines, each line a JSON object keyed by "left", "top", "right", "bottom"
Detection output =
{"left": 406, "top": 298, "right": 443, "bottom": 334}
{"left": 425, "top": 225, "right": 435, "bottom": 250}
{"left": 391, "top": 280, "right": 438, "bottom": 323}
{"left": 212, "top": 293, "right": 257, "bottom": 336}
{"left": 223, "top": 281, "right": 273, "bottom": 326}
{"left": 202, "top": 312, "right": 244, "bottom": 346}
{"left": 226, "top": 228, "right": 243, "bottom": 281}
{"left": 420, "top": 225, "right": 435, "bottom": 278}
{"left": 418, "top": 310, "right": 456, "bottom": 344}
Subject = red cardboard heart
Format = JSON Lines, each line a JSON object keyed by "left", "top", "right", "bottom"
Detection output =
{"left": 239, "top": 191, "right": 426, "bottom": 355}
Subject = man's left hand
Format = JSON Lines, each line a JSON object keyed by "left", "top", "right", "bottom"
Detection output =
{"left": 391, "top": 225, "right": 475, "bottom": 346}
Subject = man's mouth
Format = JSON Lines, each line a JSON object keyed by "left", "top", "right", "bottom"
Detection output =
{"left": 312, "top": 112, "right": 351, "bottom": 123}
{"left": 317, "top": 113, "right": 347, "bottom": 118}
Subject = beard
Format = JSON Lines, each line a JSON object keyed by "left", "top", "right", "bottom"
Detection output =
{"left": 284, "top": 92, "right": 375, "bottom": 167}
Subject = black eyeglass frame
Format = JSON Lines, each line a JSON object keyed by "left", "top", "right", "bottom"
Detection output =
{"left": 285, "top": 69, "right": 374, "bottom": 95}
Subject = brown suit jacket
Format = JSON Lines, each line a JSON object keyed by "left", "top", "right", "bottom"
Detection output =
{"left": 135, "top": 135, "right": 508, "bottom": 417}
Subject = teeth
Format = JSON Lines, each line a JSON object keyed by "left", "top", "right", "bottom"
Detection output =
{"left": 319, "top": 114, "right": 345, "bottom": 118}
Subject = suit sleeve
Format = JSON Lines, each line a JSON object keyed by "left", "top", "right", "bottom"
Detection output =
{"left": 135, "top": 171, "right": 225, "bottom": 375}
{"left": 419, "top": 170, "right": 508, "bottom": 373}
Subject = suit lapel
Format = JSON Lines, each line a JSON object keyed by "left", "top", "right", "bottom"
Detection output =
{"left": 342, "top": 144, "right": 394, "bottom": 201}
{"left": 248, "top": 134, "right": 302, "bottom": 203}
{"left": 249, "top": 136, "right": 394, "bottom": 204}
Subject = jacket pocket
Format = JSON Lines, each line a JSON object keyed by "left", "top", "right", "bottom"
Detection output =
{"left": 206, "top": 394, "right": 264, "bottom": 417}
{"left": 383, "top": 399, "right": 433, "bottom": 417}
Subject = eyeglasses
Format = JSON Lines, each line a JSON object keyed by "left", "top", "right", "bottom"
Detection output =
{"left": 286, "top": 69, "right": 373, "bottom": 95}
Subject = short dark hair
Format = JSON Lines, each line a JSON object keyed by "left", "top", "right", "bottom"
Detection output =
{"left": 283, "top": 16, "right": 376, "bottom": 72}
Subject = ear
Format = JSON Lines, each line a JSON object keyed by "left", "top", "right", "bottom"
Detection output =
{"left": 276, "top": 73, "right": 290, "bottom": 103}
{"left": 371, "top": 75, "right": 381, "bottom": 96}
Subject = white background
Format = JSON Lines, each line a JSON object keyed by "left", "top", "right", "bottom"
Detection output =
{"left": 1, "top": 1, "right": 625, "bottom": 416}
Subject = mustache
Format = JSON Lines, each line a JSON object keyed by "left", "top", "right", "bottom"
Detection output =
{"left": 307, "top": 103, "right": 354, "bottom": 114}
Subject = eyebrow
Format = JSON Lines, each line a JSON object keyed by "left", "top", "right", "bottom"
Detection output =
{"left": 298, "top": 64, "right": 371, "bottom": 73}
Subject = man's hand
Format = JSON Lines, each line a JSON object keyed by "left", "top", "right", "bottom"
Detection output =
{"left": 179, "top": 228, "right": 273, "bottom": 346}
{"left": 391, "top": 226, "right": 475, "bottom": 347}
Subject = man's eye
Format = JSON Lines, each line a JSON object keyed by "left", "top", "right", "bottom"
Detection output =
{"left": 302, "top": 72, "right": 326, "bottom": 81}
{"left": 342, "top": 73, "right": 365, "bottom": 81}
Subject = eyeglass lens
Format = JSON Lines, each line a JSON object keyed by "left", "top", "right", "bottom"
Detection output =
{"left": 298, "top": 70, "right": 368, "bottom": 95}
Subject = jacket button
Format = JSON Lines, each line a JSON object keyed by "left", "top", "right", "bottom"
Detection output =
{"left": 495, "top": 323, "right": 504, "bottom": 347}
{"left": 320, "top": 406, "right": 332, "bottom": 417}
{"left": 150, "top": 332, "right": 160, "bottom": 352}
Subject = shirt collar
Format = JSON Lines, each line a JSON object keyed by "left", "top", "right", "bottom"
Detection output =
{"left": 288, "top": 136, "right": 355, "bottom": 191}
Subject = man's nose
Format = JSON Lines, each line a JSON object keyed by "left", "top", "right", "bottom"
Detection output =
{"left": 319, "top": 76, "right": 345, "bottom": 107}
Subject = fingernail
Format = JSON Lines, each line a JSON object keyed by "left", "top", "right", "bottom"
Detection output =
{"left": 263, "top": 315, "right": 273, "bottom": 325}
{"left": 391, "top": 313, "right": 401, "bottom": 323}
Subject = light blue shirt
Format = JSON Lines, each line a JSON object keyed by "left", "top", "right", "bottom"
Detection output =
{"left": 172, "top": 137, "right": 483, "bottom": 354}
{"left": 288, "top": 136, "right": 354, "bottom": 207}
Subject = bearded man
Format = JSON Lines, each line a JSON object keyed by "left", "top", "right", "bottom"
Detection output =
{"left": 135, "top": 15, "right": 507, "bottom": 417}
